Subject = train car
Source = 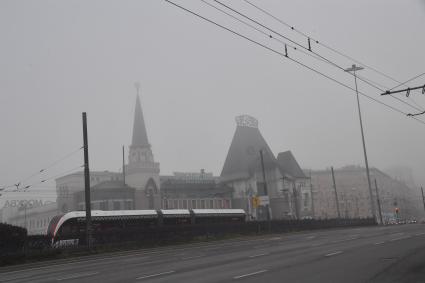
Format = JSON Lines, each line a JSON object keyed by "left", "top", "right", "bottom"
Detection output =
{"left": 47, "top": 210, "right": 158, "bottom": 247}
{"left": 191, "top": 209, "right": 246, "bottom": 224}
{"left": 47, "top": 209, "right": 246, "bottom": 247}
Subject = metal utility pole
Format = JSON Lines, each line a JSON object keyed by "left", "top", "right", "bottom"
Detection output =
{"left": 292, "top": 181, "right": 300, "bottom": 220}
{"left": 122, "top": 145, "right": 126, "bottom": 185}
{"left": 420, "top": 187, "right": 425, "bottom": 214}
{"left": 331, "top": 167, "right": 341, "bottom": 218}
{"left": 259, "top": 150, "right": 271, "bottom": 225}
{"left": 374, "top": 179, "right": 384, "bottom": 225}
{"left": 309, "top": 170, "right": 315, "bottom": 219}
{"left": 344, "top": 64, "right": 376, "bottom": 221}
{"left": 82, "top": 112, "right": 92, "bottom": 249}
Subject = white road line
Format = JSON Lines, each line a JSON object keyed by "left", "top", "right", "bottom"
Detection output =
{"left": 390, "top": 236, "right": 411, "bottom": 242}
{"left": 233, "top": 270, "right": 268, "bottom": 279}
{"left": 56, "top": 271, "right": 99, "bottom": 281}
{"left": 136, "top": 270, "right": 175, "bottom": 280}
{"left": 324, "top": 251, "right": 343, "bottom": 257}
{"left": 269, "top": 237, "right": 282, "bottom": 241}
{"left": 374, "top": 241, "right": 385, "bottom": 245}
{"left": 415, "top": 232, "right": 425, "bottom": 236}
{"left": 181, "top": 255, "right": 203, "bottom": 260}
{"left": 249, "top": 253, "right": 269, "bottom": 258}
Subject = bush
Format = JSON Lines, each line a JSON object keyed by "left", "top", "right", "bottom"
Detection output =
{"left": 0, "top": 223, "right": 27, "bottom": 255}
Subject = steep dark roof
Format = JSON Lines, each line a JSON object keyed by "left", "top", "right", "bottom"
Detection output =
{"left": 131, "top": 95, "right": 150, "bottom": 148}
{"left": 277, "top": 151, "right": 307, "bottom": 178}
{"left": 220, "top": 125, "right": 277, "bottom": 181}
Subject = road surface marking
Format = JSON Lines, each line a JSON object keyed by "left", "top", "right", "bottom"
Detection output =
{"left": 136, "top": 270, "right": 175, "bottom": 280}
{"left": 56, "top": 271, "right": 99, "bottom": 281}
{"left": 374, "top": 241, "right": 385, "bottom": 245}
{"left": 249, "top": 253, "right": 269, "bottom": 258}
{"left": 415, "top": 232, "right": 425, "bottom": 236}
{"left": 306, "top": 235, "right": 316, "bottom": 239}
{"left": 390, "top": 236, "right": 411, "bottom": 242}
{"left": 181, "top": 255, "right": 203, "bottom": 260}
{"left": 270, "top": 237, "right": 282, "bottom": 240}
{"left": 325, "top": 251, "right": 343, "bottom": 257}
{"left": 233, "top": 270, "right": 268, "bottom": 279}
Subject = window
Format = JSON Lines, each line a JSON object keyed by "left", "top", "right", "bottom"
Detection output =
{"left": 168, "top": 199, "right": 173, "bottom": 209}
{"left": 113, "top": 201, "right": 121, "bottom": 210}
{"left": 217, "top": 199, "right": 223, "bottom": 209}
{"left": 304, "top": 193, "right": 309, "bottom": 207}
{"left": 209, "top": 199, "right": 214, "bottom": 209}
{"left": 174, "top": 200, "right": 178, "bottom": 209}
{"left": 183, "top": 200, "right": 188, "bottom": 209}
{"left": 192, "top": 200, "right": 197, "bottom": 209}
{"left": 124, "top": 201, "right": 132, "bottom": 210}
{"left": 200, "top": 200, "right": 205, "bottom": 209}
{"left": 100, "top": 201, "right": 108, "bottom": 210}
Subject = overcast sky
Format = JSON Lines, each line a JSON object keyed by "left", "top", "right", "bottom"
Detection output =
{"left": 1, "top": 0, "right": 425, "bottom": 203}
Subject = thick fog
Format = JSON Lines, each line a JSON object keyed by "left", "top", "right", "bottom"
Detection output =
{"left": 1, "top": 0, "right": 425, "bottom": 204}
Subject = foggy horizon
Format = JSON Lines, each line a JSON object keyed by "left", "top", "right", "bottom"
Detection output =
{"left": 1, "top": 0, "right": 425, "bottom": 204}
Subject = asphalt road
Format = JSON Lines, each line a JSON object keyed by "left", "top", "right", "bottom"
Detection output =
{"left": 1, "top": 224, "right": 425, "bottom": 283}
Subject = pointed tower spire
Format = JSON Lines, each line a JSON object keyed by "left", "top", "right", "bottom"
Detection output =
{"left": 131, "top": 83, "right": 150, "bottom": 148}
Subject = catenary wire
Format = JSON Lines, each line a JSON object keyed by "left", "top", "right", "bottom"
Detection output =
{"left": 164, "top": 0, "right": 425, "bottom": 126}
{"left": 389, "top": 72, "right": 425, "bottom": 91}
{"left": 242, "top": 0, "right": 425, "bottom": 108}
{"left": 210, "top": 0, "right": 423, "bottom": 112}
{"left": 242, "top": 0, "right": 419, "bottom": 89}
{"left": 1, "top": 146, "right": 84, "bottom": 191}
{"left": 4, "top": 165, "right": 84, "bottom": 193}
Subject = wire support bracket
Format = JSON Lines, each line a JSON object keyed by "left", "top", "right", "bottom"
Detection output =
{"left": 381, "top": 84, "right": 425, "bottom": 96}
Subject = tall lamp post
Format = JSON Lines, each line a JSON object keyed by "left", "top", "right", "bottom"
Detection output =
{"left": 344, "top": 64, "right": 376, "bottom": 221}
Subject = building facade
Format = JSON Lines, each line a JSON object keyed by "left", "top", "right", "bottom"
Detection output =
{"left": 7, "top": 202, "right": 58, "bottom": 235}
{"left": 220, "top": 115, "right": 312, "bottom": 220}
{"left": 161, "top": 171, "right": 233, "bottom": 210}
{"left": 310, "top": 166, "right": 422, "bottom": 222}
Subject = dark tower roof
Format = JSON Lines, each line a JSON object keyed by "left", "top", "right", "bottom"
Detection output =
{"left": 276, "top": 151, "right": 307, "bottom": 178}
{"left": 131, "top": 95, "right": 150, "bottom": 148}
{"left": 220, "top": 115, "right": 277, "bottom": 181}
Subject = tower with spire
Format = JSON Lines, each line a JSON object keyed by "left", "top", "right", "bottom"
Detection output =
{"left": 125, "top": 84, "right": 160, "bottom": 209}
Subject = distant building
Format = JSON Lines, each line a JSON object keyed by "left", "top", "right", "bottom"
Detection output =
{"left": 5, "top": 102, "right": 314, "bottom": 231}
{"left": 310, "top": 166, "right": 422, "bottom": 221}
{"left": 220, "top": 115, "right": 312, "bottom": 220}
{"left": 54, "top": 95, "right": 231, "bottom": 214}
{"left": 8, "top": 202, "right": 58, "bottom": 235}
{"left": 74, "top": 181, "right": 135, "bottom": 211}
{"left": 161, "top": 170, "right": 233, "bottom": 209}
{"left": 56, "top": 94, "right": 161, "bottom": 212}
{"left": 125, "top": 95, "right": 161, "bottom": 209}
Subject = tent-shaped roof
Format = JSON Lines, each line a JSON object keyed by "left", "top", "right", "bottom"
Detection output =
{"left": 220, "top": 115, "right": 277, "bottom": 182}
{"left": 277, "top": 151, "right": 307, "bottom": 179}
{"left": 131, "top": 95, "right": 150, "bottom": 148}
